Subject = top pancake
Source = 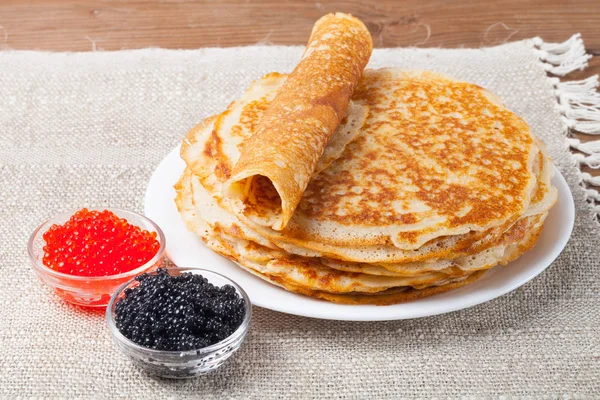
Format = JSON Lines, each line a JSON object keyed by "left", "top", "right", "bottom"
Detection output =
{"left": 182, "top": 68, "right": 541, "bottom": 252}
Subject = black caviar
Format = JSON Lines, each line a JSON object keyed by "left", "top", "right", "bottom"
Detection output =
{"left": 114, "top": 268, "right": 246, "bottom": 351}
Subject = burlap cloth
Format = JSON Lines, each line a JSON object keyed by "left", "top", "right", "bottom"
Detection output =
{"left": 1, "top": 39, "right": 598, "bottom": 398}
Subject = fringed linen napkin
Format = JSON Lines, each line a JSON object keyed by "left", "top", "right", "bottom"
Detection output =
{"left": 0, "top": 36, "right": 598, "bottom": 397}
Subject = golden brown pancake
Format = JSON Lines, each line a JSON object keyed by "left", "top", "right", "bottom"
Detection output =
{"left": 235, "top": 69, "right": 541, "bottom": 250}
{"left": 175, "top": 170, "right": 547, "bottom": 298}
{"left": 176, "top": 39, "right": 557, "bottom": 304}
{"left": 224, "top": 13, "right": 373, "bottom": 231}
{"left": 181, "top": 70, "right": 555, "bottom": 260}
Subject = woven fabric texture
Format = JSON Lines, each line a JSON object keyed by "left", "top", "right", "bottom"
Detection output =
{"left": 0, "top": 42, "right": 598, "bottom": 398}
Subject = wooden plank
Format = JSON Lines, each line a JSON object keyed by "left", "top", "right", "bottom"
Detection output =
{"left": 1, "top": 0, "right": 598, "bottom": 178}
{"left": 0, "top": 0, "right": 598, "bottom": 51}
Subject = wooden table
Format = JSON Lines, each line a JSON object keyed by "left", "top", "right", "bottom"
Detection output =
{"left": 2, "top": 0, "right": 599, "bottom": 177}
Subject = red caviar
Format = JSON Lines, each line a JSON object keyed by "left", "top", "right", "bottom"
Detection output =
{"left": 42, "top": 208, "right": 160, "bottom": 277}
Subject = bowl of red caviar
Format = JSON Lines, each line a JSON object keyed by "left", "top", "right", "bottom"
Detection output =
{"left": 28, "top": 208, "right": 166, "bottom": 307}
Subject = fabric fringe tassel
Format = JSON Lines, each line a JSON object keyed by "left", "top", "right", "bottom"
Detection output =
{"left": 533, "top": 34, "right": 600, "bottom": 219}
{"left": 532, "top": 34, "right": 592, "bottom": 76}
{"left": 553, "top": 75, "right": 600, "bottom": 134}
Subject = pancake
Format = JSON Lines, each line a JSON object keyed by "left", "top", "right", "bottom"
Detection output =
{"left": 235, "top": 69, "right": 541, "bottom": 250}
{"left": 202, "top": 213, "right": 542, "bottom": 300}
{"left": 235, "top": 149, "right": 555, "bottom": 263}
{"left": 199, "top": 228, "right": 488, "bottom": 306}
{"left": 175, "top": 170, "right": 546, "bottom": 296}
{"left": 181, "top": 112, "right": 555, "bottom": 264}
{"left": 183, "top": 69, "right": 543, "bottom": 256}
{"left": 224, "top": 13, "right": 373, "bottom": 231}
{"left": 176, "top": 180, "right": 474, "bottom": 294}
{"left": 174, "top": 14, "right": 557, "bottom": 305}
{"left": 276, "top": 272, "right": 486, "bottom": 306}
{"left": 320, "top": 213, "right": 546, "bottom": 277}
{"left": 178, "top": 209, "right": 541, "bottom": 305}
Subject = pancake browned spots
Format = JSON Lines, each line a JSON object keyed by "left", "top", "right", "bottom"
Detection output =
{"left": 204, "top": 128, "right": 231, "bottom": 180}
{"left": 181, "top": 69, "right": 551, "bottom": 259}
{"left": 239, "top": 97, "right": 271, "bottom": 134}
{"left": 297, "top": 70, "right": 535, "bottom": 236}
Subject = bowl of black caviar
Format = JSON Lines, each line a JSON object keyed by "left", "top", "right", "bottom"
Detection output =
{"left": 106, "top": 267, "right": 251, "bottom": 379}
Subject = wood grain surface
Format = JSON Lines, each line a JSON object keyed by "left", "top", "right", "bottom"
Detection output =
{"left": 1, "top": 0, "right": 599, "bottom": 52}
{"left": 1, "top": 0, "right": 599, "bottom": 176}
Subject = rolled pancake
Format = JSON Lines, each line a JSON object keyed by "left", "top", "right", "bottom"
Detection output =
{"left": 223, "top": 13, "right": 373, "bottom": 231}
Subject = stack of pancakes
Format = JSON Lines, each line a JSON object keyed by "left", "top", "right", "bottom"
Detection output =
{"left": 175, "top": 14, "right": 557, "bottom": 305}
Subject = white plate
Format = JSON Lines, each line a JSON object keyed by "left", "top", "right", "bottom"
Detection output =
{"left": 145, "top": 146, "right": 575, "bottom": 321}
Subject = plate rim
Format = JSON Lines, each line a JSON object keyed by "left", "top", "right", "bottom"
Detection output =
{"left": 144, "top": 145, "right": 575, "bottom": 321}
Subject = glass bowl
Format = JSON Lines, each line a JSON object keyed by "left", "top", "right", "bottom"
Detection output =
{"left": 28, "top": 208, "right": 165, "bottom": 307}
{"left": 106, "top": 267, "right": 252, "bottom": 379}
